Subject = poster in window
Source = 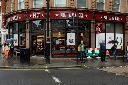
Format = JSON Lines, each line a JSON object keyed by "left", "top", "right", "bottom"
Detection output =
{"left": 116, "top": 33, "right": 123, "bottom": 49}
{"left": 96, "top": 33, "right": 105, "bottom": 48}
{"left": 106, "top": 33, "right": 114, "bottom": 49}
{"left": 14, "top": 34, "right": 18, "bottom": 46}
{"left": 67, "top": 33, "right": 75, "bottom": 45}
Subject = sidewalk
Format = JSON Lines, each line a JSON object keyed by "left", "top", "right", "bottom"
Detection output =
{"left": 0, "top": 54, "right": 128, "bottom": 69}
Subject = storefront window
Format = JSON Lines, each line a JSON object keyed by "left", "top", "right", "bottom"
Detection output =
{"left": 96, "top": 22, "right": 105, "bottom": 48}
{"left": 18, "top": 0, "right": 25, "bottom": 10}
{"left": 54, "top": 0, "right": 66, "bottom": 7}
{"left": 106, "top": 23, "right": 114, "bottom": 49}
{"left": 12, "top": 23, "right": 18, "bottom": 46}
{"left": 77, "top": 20, "right": 91, "bottom": 47}
{"left": 77, "top": 0, "right": 87, "bottom": 8}
{"left": 115, "top": 23, "right": 123, "bottom": 49}
{"left": 51, "top": 20, "right": 66, "bottom": 57}
{"left": 33, "top": 0, "right": 43, "bottom": 8}
{"left": 19, "top": 22, "right": 26, "bottom": 47}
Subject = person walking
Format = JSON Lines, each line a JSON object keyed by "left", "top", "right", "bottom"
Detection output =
{"left": 111, "top": 44, "right": 117, "bottom": 60}
{"left": 99, "top": 42, "right": 106, "bottom": 62}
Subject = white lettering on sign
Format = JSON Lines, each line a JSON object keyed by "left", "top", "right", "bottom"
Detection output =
{"left": 33, "top": 12, "right": 37, "bottom": 18}
{"left": 55, "top": 14, "right": 59, "bottom": 17}
{"left": 60, "top": 13, "right": 66, "bottom": 18}
{"left": 31, "top": 12, "right": 44, "bottom": 19}
{"left": 103, "top": 16, "right": 108, "bottom": 20}
{"left": 12, "top": 15, "right": 19, "bottom": 21}
{"left": 115, "top": 16, "right": 119, "bottom": 21}
{"left": 68, "top": 13, "right": 77, "bottom": 17}
{"left": 41, "top": 13, "right": 44, "bottom": 17}
{"left": 78, "top": 13, "right": 84, "bottom": 18}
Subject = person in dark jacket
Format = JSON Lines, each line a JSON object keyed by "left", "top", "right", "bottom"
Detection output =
{"left": 111, "top": 44, "right": 117, "bottom": 60}
{"left": 99, "top": 43, "right": 106, "bottom": 62}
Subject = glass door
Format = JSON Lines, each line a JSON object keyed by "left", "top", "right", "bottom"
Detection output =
{"left": 31, "top": 20, "right": 45, "bottom": 56}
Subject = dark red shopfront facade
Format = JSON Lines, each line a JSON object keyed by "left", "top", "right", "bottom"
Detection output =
{"left": 5, "top": 9, "right": 126, "bottom": 57}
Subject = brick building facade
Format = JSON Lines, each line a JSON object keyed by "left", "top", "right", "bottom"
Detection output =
{"left": 1, "top": 0, "right": 128, "bottom": 57}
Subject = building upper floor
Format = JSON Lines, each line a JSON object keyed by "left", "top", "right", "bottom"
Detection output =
{"left": 2, "top": 0, "right": 128, "bottom": 14}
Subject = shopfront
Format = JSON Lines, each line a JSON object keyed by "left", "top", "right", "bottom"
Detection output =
{"left": 50, "top": 10, "right": 92, "bottom": 57}
{"left": 6, "top": 9, "right": 126, "bottom": 57}
{"left": 95, "top": 12, "right": 126, "bottom": 56}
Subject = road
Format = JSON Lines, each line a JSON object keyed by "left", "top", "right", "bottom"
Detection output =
{"left": 0, "top": 67, "right": 128, "bottom": 85}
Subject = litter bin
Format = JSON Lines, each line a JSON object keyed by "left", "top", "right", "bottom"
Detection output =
{"left": 20, "top": 48, "right": 30, "bottom": 64}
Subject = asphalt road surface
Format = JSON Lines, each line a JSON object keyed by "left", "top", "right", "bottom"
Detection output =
{"left": 0, "top": 68, "right": 128, "bottom": 85}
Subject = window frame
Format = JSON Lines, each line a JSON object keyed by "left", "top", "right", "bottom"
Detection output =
{"left": 33, "top": 0, "right": 43, "bottom": 8}
{"left": 76, "top": 0, "right": 87, "bottom": 8}
{"left": 54, "top": 0, "right": 67, "bottom": 7}
{"left": 96, "top": 0, "right": 105, "bottom": 10}
{"left": 18, "top": 0, "right": 25, "bottom": 10}
{"left": 112, "top": 0, "right": 121, "bottom": 12}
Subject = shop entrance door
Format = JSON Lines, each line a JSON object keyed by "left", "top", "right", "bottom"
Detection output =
{"left": 31, "top": 35, "right": 44, "bottom": 55}
{"left": 31, "top": 20, "right": 45, "bottom": 56}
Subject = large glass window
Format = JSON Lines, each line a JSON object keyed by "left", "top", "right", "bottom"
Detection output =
{"left": 77, "top": 0, "right": 87, "bottom": 8}
{"left": 33, "top": 0, "right": 43, "bottom": 8}
{"left": 54, "top": 0, "right": 66, "bottom": 7}
{"left": 96, "top": 22, "right": 105, "bottom": 48}
{"left": 51, "top": 20, "right": 66, "bottom": 57}
{"left": 106, "top": 23, "right": 114, "bottom": 49}
{"left": 18, "top": 0, "right": 24, "bottom": 10}
{"left": 112, "top": 0, "right": 120, "bottom": 12}
{"left": 96, "top": 0, "right": 105, "bottom": 10}
{"left": 115, "top": 23, "right": 123, "bottom": 49}
{"left": 19, "top": 22, "right": 26, "bottom": 47}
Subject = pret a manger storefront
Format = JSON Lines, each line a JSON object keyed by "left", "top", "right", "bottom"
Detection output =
{"left": 5, "top": 9, "right": 126, "bottom": 58}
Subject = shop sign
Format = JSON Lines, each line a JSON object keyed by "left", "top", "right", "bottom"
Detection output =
{"left": 28, "top": 12, "right": 45, "bottom": 20}
{"left": 50, "top": 11, "right": 93, "bottom": 20}
{"left": 7, "top": 14, "right": 25, "bottom": 22}
{"left": 96, "top": 13, "right": 126, "bottom": 22}
{"left": 7, "top": 11, "right": 45, "bottom": 23}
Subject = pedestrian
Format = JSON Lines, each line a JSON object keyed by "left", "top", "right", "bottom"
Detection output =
{"left": 111, "top": 44, "right": 117, "bottom": 60}
{"left": 125, "top": 42, "right": 128, "bottom": 61}
{"left": 9, "top": 40, "right": 14, "bottom": 58}
{"left": 2, "top": 43, "right": 9, "bottom": 60}
{"left": 99, "top": 42, "right": 106, "bottom": 62}
{"left": 79, "top": 41, "right": 85, "bottom": 63}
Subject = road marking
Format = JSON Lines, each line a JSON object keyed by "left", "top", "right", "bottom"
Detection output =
{"left": 52, "top": 76, "right": 62, "bottom": 84}
{"left": 44, "top": 69, "right": 50, "bottom": 73}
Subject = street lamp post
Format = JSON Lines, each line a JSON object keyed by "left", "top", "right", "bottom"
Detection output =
{"left": 45, "top": 0, "right": 50, "bottom": 64}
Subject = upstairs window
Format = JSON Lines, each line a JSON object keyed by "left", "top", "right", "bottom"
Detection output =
{"left": 112, "top": 0, "right": 120, "bottom": 12}
{"left": 18, "top": 0, "right": 25, "bottom": 10}
{"left": 54, "top": 0, "right": 66, "bottom": 7}
{"left": 96, "top": 0, "right": 105, "bottom": 10}
{"left": 33, "top": 0, "right": 43, "bottom": 8}
{"left": 77, "top": 0, "right": 87, "bottom": 8}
